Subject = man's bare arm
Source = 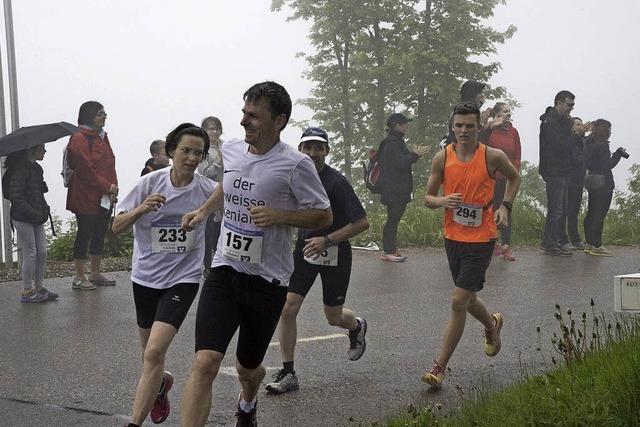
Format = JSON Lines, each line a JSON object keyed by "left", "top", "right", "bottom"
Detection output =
{"left": 249, "top": 206, "right": 333, "bottom": 229}
{"left": 424, "top": 151, "right": 462, "bottom": 209}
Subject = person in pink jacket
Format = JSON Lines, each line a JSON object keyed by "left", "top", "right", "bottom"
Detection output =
{"left": 486, "top": 102, "right": 521, "bottom": 261}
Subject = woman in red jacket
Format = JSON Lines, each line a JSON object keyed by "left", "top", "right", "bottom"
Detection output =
{"left": 66, "top": 101, "right": 118, "bottom": 290}
{"left": 486, "top": 102, "right": 521, "bottom": 261}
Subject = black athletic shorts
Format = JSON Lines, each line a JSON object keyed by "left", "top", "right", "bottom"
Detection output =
{"left": 132, "top": 282, "right": 199, "bottom": 330}
{"left": 444, "top": 239, "right": 495, "bottom": 292}
{"left": 195, "top": 265, "right": 288, "bottom": 369}
{"left": 288, "top": 240, "right": 352, "bottom": 307}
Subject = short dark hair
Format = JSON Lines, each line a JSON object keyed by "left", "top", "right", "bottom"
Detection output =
{"left": 243, "top": 81, "right": 292, "bottom": 131}
{"left": 460, "top": 80, "right": 486, "bottom": 102}
{"left": 570, "top": 117, "right": 583, "bottom": 126}
{"left": 554, "top": 90, "right": 575, "bottom": 106}
{"left": 452, "top": 102, "right": 481, "bottom": 124}
{"left": 149, "top": 139, "right": 165, "bottom": 156}
{"left": 592, "top": 118, "right": 611, "bottom": 131}
{"left": 201, "top": 116, "right": 223, "bottom": 132}
{"left": 165, "top": 123, "right": 210, "bottom": 159}
{"left": 77, "top": 101, "right": 104, "bottom": 126}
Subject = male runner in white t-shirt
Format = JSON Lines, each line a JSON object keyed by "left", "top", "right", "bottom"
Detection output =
{"left": 180, "top": 81, "right": 332, "bottom": 427}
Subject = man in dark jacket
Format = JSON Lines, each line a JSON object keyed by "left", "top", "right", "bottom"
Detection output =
{"left": 379, "top": 113, "right": 430, "bottom": 262}
{"left": 558, "top": 117, "right": 588, "bottom": 250}
{"left": 539, "top": 90, "right": 576, "bottom": 256}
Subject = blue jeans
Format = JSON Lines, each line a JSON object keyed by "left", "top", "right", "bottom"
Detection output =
{"left": 542, "top": 176, "right": 568, "bottom": 250}
{"left": 559, "top": 173, "right": 585, "bottom": 245}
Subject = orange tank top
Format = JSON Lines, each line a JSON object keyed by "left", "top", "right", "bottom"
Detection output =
{"left": 443, "top": 143, "right": 497, "bottom": 242}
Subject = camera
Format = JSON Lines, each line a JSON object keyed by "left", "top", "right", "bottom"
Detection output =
{"left": 617, "top": 147, "right": 630, "bottom": 159}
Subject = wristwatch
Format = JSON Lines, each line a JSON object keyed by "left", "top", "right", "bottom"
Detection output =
{"left": 501, "top": 200, "right": 513, "bottom": 212}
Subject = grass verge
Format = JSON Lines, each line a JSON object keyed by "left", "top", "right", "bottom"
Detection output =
{"left": 383, "top": 318, "right": 640, "bottom": 426}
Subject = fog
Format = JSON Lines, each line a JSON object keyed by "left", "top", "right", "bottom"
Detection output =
{"left": 2, "top": 0, "right": 638, "bottom": 226}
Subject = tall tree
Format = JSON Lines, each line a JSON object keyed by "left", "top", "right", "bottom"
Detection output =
{"left": 272, "top": 0, "right": 515, "bottom": 186}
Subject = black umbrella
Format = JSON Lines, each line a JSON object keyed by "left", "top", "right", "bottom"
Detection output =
{"left": 0, "top": 121, "right": 78, "bottom": 157}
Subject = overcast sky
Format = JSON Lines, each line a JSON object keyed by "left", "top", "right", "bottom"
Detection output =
{"left": 2, "top": 0, "right": 638, "bottom": 225}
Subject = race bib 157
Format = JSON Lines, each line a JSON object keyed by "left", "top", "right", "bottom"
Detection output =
{"left": 221, "top": 222, "right": 264, "bottom": 264}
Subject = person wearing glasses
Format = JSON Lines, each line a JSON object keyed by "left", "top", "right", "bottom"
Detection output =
{"left": 65, "top": 101, "right": 118, "bottom": 290}
{"left": 538, "top": 90, "right": 575, "bottom": 257}
{"left": 197, "top": 116, "right": 224, "bottom": 273}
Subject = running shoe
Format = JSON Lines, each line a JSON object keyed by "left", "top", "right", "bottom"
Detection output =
{"left": 72, "top": 278, "right": 96, "bottom": 290}
{"left": 235, "top": 394, "right": 257, "bottom": 427}
{"left": 587, "top": 245, "right": 613, "bottom": 257}
{"left": 89, "top": 275, "right": 116, "bottom": 286}
{"left": 501, "top": 246, "right": 515, "bottom": 262}
{"left": 484, "top": 313, "right": 503, "bottom": 357}
{"left": 421, "top": 360, "right": 445, "bottom": 388}
{"left": 560, "top": 243, "right": 575, "bottom": 252}
{"left": 492, "top": 244, "right": 503, "bottom": 257}
{"left": 380, "top": 253, "right": 407, "bottom": 262}
{"left": 21, "top": 289, "right": 47, "bottom": 303}
{"left": 265, "top": 369, "right": 299, "bottom": 394}
{"left": 543, "top": 247, "right": 572, "bottom": 257}
{"left": 37, "top": 287, "right": 59, "bottom": 301}
{"left": 348, "top": 317, "right": 368, "bottom": 361}
{"left": 150, "top": 371, "right": 173, "bottom": 424}
{"left": 572, "top": 241, "right": 586, "bottom": 250}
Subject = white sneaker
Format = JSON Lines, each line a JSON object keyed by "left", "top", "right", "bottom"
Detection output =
{"left": 72, "top": 278, "right": 96, "bottom": 290}
{"left": 380, "top": 253, "right": 407, "bottom": 262}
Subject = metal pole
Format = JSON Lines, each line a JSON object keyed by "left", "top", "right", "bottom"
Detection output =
{"left": 3, "top": 0, "right": 19, "bottom": 269}
{"left": 4, "top": 0, "right": 18, "bottom": 131}
{"left": 0, "top": 11, "right": 11, "bottom": 268}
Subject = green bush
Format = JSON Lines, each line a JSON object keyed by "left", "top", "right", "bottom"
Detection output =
{"left": 355, "top": 162, "right": 639, "bottom": 247}
{"left": 47, "top": 215, "right": 133, "bottom": 261}
{"left": 604, "top": 163, "right": 640, "bottom": 244}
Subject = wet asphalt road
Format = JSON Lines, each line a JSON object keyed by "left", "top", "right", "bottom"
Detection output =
{"left": 0, "top": 246, "right": 638, "bottom": 426}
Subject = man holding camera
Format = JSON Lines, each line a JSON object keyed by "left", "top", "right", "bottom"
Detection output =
{"left": 583, "top": 119, "right": 627, "bottom": 256}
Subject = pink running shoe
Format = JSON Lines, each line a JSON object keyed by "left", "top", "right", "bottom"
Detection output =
{"left": 492, "top": 244, "right": 503, "bottom": 257}
{"left": 150, "top": 371, "right": 173, "bottom": 424}
{"left": 501, "top": 245, "right": 515, "bottom": 262}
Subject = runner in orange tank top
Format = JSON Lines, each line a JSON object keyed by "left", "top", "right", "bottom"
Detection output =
{"left": 421, "top": 102, "right": 521, "bottom": 388}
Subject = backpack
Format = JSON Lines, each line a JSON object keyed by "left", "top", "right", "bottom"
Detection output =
{"left": 362, "top": 145, "right": 384, "bottom": 194}
{"left": 61, "top": 143, "right": 74, "bottom": 187}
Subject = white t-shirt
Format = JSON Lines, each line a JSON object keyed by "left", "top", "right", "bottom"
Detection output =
{"left": 213, "top": 138, "right": 330, "bottom": 286}
{"left": 118, "top": 168, "right": 217, "bottom": 289}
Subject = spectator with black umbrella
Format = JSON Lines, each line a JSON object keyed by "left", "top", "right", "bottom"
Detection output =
{"left": 2, "top": 144, "right": 57, "bottom": 303}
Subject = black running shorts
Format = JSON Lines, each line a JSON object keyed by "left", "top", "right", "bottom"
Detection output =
{"left": 444, "top": 239, "right": 495, "bottom": 292}
{"left": 132, "top": 282, "right": 199, "bottom": 330}
{"left": 288, "top": 240, "right": 352, "bottom": 307}
{"left": 195, "top": 266, "right": 288, "bottom": 369}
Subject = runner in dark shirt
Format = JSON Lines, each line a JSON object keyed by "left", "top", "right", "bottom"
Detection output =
{"left": 266, "top": 127, "right": 370, "bottom": 394}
